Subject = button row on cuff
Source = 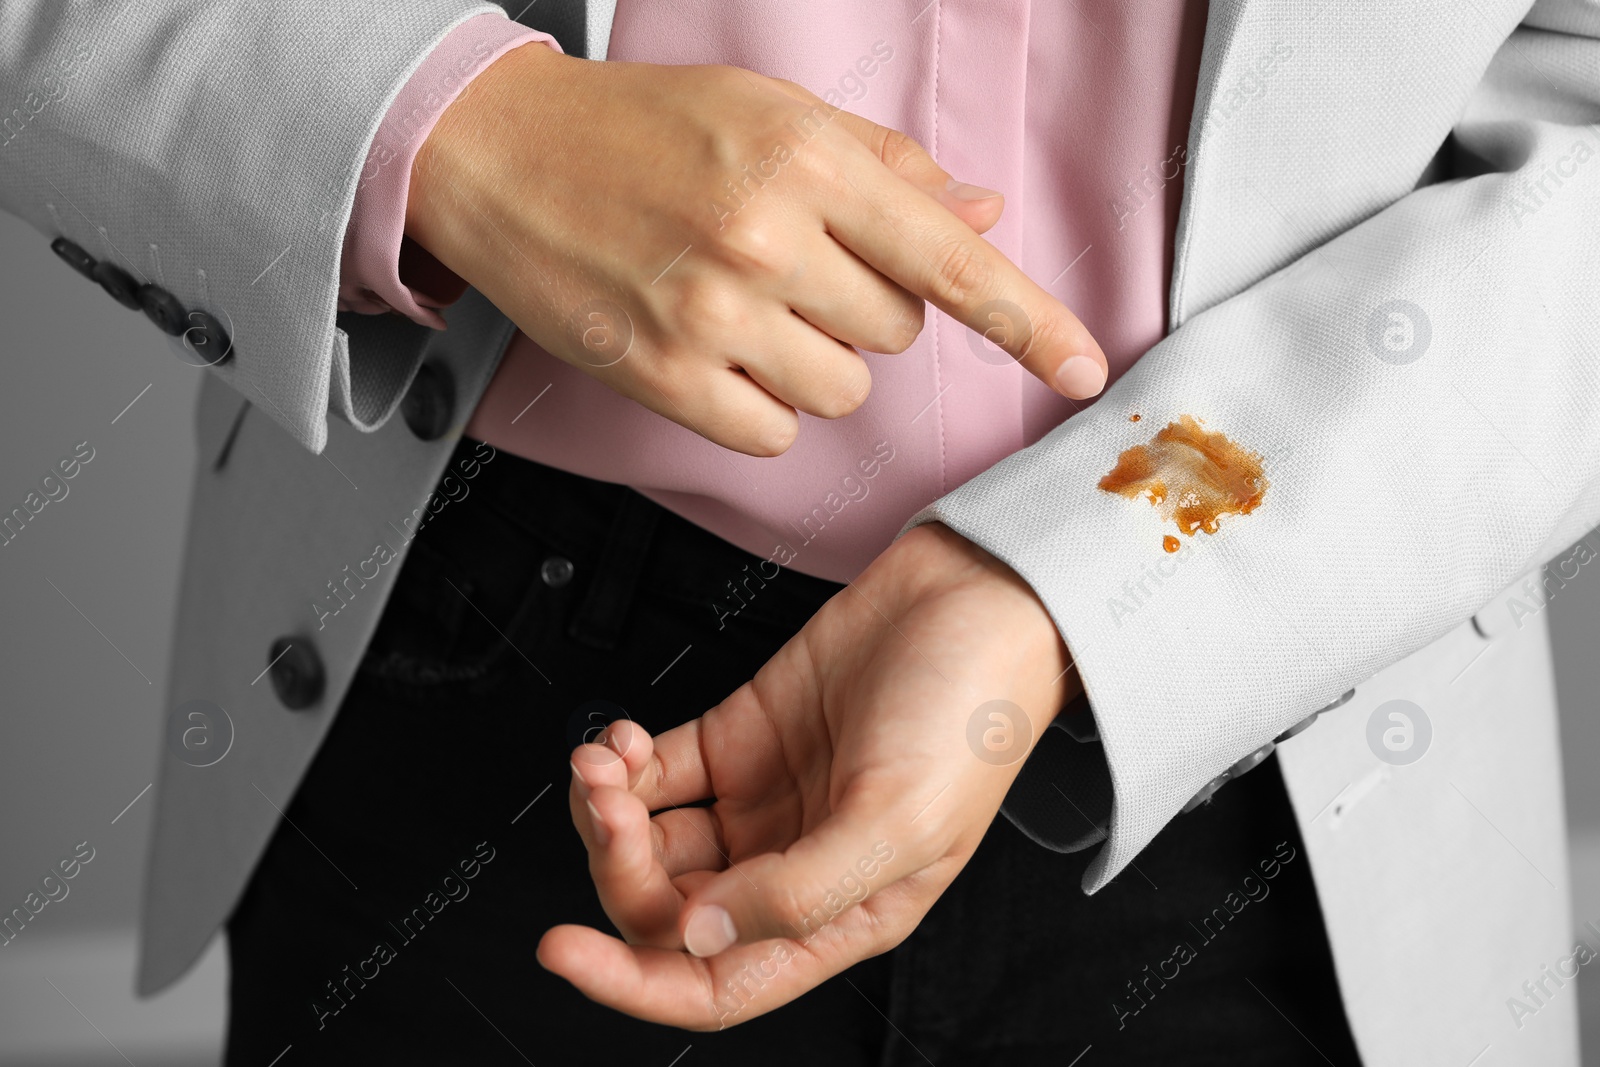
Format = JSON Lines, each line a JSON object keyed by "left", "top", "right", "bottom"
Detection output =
{"left": 1180, "top": 688, "right": 1357, "bottom": 814}
{"left": 51, "top": 237, "right": 233, "bottom": 366}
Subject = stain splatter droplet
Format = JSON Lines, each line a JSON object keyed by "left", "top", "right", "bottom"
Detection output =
{"left": 1100, "top": 415, "right": 1268, "bottom": 550}
{"left": 1129, "top": 413, "right": 1142, "bottom": 422}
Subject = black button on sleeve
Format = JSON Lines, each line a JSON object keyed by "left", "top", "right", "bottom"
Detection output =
{"left": 181, "top": 310, "right": 234, "bottom": 367}
{"left": 137, "top": 284, "right": 187, "bottom": 336}
{"left": 267, "top": 638, "right": 325, "bottom": 710}
{"left": 91, "top": 261, "right": 142, "bottom": 310}
{"left": 401, "top": 362, "right": 455, "bottom": 441}
{"left": 50, "top": 237, "right": 97, "bottom": 280}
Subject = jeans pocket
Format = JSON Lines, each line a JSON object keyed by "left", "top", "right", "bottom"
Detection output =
{"left": 357, "top": 513, "right": 550, "bottom": 692}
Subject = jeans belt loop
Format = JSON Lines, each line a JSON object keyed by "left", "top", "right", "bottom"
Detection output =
{"left": 567, "top": 490, "right": 661, "bottom": 650}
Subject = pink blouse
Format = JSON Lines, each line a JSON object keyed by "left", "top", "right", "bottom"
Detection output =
{"left": 340, "top": 2, "right": 1207, "bottom": 582}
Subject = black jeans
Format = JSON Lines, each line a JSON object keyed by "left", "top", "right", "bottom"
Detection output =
{"left": 225, "top": 440, "right": 1363, "bottom": 1066}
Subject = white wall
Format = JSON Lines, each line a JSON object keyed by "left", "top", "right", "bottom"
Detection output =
{"left": 0, "top": 210, "right": 221, "bottom": 1065}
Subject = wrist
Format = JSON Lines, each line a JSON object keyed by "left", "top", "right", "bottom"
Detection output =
{"left": 893, "top": 523, "right": 1076, "bottom": 720}
{"left": 405, "top": 39, "right": 568, "bottom": 282}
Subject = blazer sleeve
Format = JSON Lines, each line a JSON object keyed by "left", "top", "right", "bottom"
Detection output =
{"left": 0, "top": 0, "right": 505, "bottom": 452}
{"left": 907, "top": 8, "right": 1600, "bottom": 892}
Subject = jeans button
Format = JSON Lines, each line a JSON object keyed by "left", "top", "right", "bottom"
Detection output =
{"left": 540, "top": 556, "right": 574, "bottom": 588}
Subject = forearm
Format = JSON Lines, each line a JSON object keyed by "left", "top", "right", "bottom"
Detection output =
{"left": 910, "top": 19, "right": 1600, "bottom": 891}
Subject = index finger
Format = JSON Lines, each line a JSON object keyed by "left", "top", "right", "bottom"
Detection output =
{"left": 822, "top": 151, "right": 1109, "bottom": 400}
{"left": 627, "top": 718, "right": 713, "bottom": 810}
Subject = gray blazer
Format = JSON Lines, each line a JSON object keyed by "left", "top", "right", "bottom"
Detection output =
{"left": 2, "top": 1, "right": 1594, "bottom": 1061}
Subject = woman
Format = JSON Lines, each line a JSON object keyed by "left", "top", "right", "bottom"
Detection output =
{"left": 223, "top": 2, "right": 1363, "bottom": 1063}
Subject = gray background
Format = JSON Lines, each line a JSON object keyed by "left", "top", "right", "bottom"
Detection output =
{"left": 0, "top": 207, "right": 1595, "bottom": 1063}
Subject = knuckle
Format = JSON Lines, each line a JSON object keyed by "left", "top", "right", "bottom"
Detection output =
{"left": 812, "top": 367, "right": 871, "bottom": 419}
{"left": 705, "top": 64, "right": 751, "bottom": 94}
{"left": 864, "top": 912, "right": 916, "bottom": 955}
{"left": 928, "top": 237, "right": 993, "bottom": 306}
{"left": 747, "top": 412, "right": 798, "bottom": 457}
{"left": 881, "top": 326, "right": 917, "bottom": 356}
{"left": 764, "top": 881, "right": 825, "bottom": 938}
{"left": 880, "top": 298, "right": 925, "bottom": 354}
{"left": 1023, "top": 308, "right": 1081, "bottom": 363}
{"left": 770, "top": 77, "right": 814, "bottom": 102}
{"left": 876, "top": 127, "right": 927, "bottom": 173}
{"left": 778, "top": 133, "right": 830, "bottom": 182}
{"left": 675, "top": 277, "right": 747, "bottom": 338}
{"left": 714, "top": 214, "right": 796, "bottom": 279}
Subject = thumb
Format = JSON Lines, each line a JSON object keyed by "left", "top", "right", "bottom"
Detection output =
{"left": 768, "top": 80, "right": 1004, "bottom": 234}
{"left": 678, "top": 813, "right": 900, "bottom": 956}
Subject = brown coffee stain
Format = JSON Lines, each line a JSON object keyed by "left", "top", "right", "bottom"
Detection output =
{"left": 1100, "top": 415, "right": 1268, "bottom": 548}
{"left": 1129, "top": 413, "right": 1142, "bottom": 422}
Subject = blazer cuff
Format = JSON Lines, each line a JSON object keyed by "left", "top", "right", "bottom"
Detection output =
{"left": 901, "top": 391, "right": 1348, "bottom": 894}
{"left": 6, "top": 1, "right": 525, "bottom": 453}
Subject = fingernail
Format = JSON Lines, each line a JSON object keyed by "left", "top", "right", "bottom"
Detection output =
{"left": 585, "top": 799, "right": 611, "bottom": 847}
{"left": 946, "top": 178, "right": 1002, "bottom": 201}
{"left": 570, "top": 760, "right": 590, "bottom": 801}
{"left": 683, "top": 905, "right": 738, "bottom": 958}
{"left": 1055, "top": 355, "right": 1107, "bottom": 399}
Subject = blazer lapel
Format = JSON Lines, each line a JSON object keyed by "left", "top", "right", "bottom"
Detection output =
{"left": 1167, "top": 0, "right": 1529, "bottom": 331}
{"left": 1166, "top": 0, "right": 1277, "bottom": 330}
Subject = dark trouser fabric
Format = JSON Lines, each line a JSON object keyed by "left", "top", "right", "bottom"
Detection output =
{"left": 225, "top": 439, "right": 1363, "bottom": 1066}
